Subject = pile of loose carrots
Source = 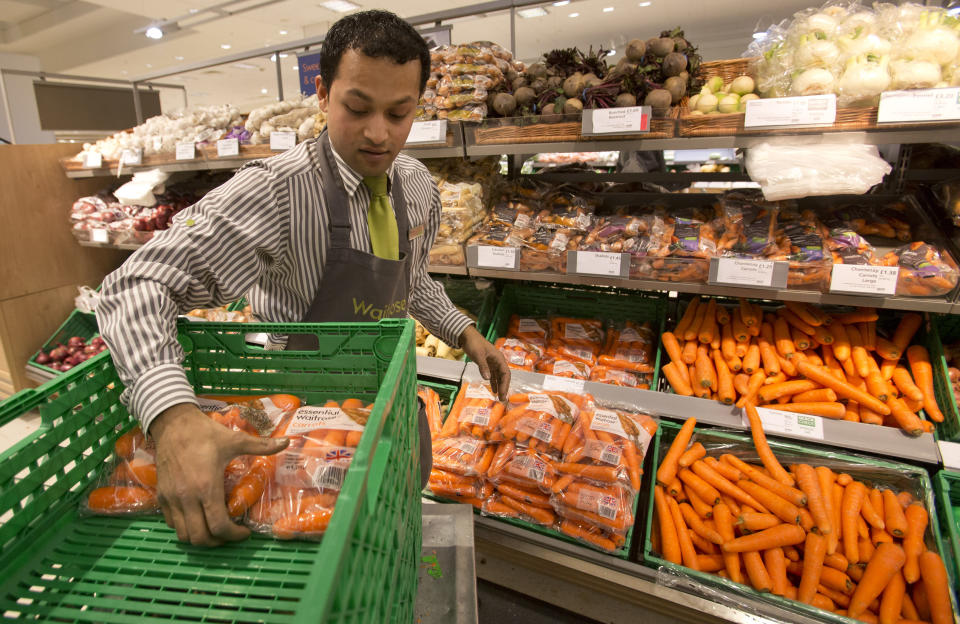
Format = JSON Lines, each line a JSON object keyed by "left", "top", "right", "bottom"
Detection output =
{"left": 428, "top": 381, "right": 658, "bottom": 553}
{"left": 661, "top": 297, "right": 944, "bottom": 436}
{"left": 653, "top": 416, "right": 957, "bottom": 624}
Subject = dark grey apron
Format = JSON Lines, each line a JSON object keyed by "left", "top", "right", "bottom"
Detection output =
{"left": 288, "top": 131, "right": 431, "bottom": 486}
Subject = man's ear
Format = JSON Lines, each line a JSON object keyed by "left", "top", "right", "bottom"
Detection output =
{"left": 315, "top": 77, "right": 329, "bottom": 112}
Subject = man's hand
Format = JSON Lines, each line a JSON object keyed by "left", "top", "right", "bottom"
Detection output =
{"left": 149, "top": 403, "right": 289, "bottom": 547}
{"left": 459, "top": 325, "right": 511, "bottom": 401}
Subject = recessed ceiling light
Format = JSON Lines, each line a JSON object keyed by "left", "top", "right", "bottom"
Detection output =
{"left": 261, "top": 88, "right": 268, "bottom": 94}
{"left": 603, "top": 6, "right": 614, "bottom": 12}
{"left": 568, "top": 12, "right": 579, "bottom": 17}
{"left": 279, "top": 29, "right": 288, "bottom": 35}
{"left": 638, "top": 1, "right": 651, "bottom": 5}
{"left": 552, "top": 0, "right": 569, "bottom": 5}
{"left": 174, "top": 55, "right": 184, "bottom": 60}
{"left": 221, "top": 43, "right": 231, "bottom": 49}
{"left": 145, "top": 26, "right": 163, "bottom": 39}
{"left": 517, "top": 7, "right": 548, "bottom": 17}
{"left": 320, "top": 0, "right": 360, "bottom": 12}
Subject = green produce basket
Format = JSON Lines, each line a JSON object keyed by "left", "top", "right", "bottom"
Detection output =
{"left": 934, "top": 470, "right": 960, "bottom": 588}
{"left": 927, "top": 313, "right": 960, "bottom": 441}
{"left": 27, "top": 309, "right": 99, "bottom": 375}
{"left": 643, "top": 420, "right": 956, "bottom": 624}
{"left": 0, "top": 318, "right": 420, "bottom": 623}
{"left": 486, "top": 283, "right": 667, "bottom": 387}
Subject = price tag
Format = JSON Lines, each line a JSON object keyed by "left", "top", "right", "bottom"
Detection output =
{"left": 120, "top": 148, "right": 142, "bottom": 166}
{"left": 175, "top": 142, "right": 195, "bottom": 160}
{"left": 710, "top": 258, "right": 788, "bottom": 289}
{"left": 82, "top": 152, "right": 102, "bottom": 168}
{"left": 582, "top": 106, "right": 651, "bottom": 135}
{"left": 217, "top": 138, "right": 239, "bottom": 157}
{"left": 938, "top": 440, "right": 960, "bottom": 470}
{"left": 474, "top": 246, "right": 517, "bottom": 269}
{"left": 744, "top": 94, "right": 837, "bottom": 128}
{"left": 878, "top": 88, "right": 960, "bottom": 124}
{"left": 829, "top": 264, "right": 899, "bottom": 295}
{"left": 542, "top": 375, "right": 585, "bottom": 395}
{"left": 90, "top": 229, "right": 109, "bottom": 244}
{"left": 152, "top": 136, "right": 163, "bottom": 152}
{"left": 405, "top": 120, "right": 447, "bottom": 145}
{"left": 746, "top": 406, "right": 825, "bottom": 441}
{"left": 570, "top": 251, "right": 628, "bottom": 277}
{"left": 270, "top": 131, "right": 296, "bottom": 151}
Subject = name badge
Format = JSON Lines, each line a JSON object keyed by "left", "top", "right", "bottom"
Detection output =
{"left": 408, "top": 224, "right": 425, "bottom": 240}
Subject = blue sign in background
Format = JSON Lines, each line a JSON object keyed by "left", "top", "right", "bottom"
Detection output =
{"left": 298, "top": 52, "right": 323, "bottom": 96}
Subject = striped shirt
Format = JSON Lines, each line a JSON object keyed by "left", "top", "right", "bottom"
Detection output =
{"left": 98, "top": 138, "right": 473, "bottom": 432}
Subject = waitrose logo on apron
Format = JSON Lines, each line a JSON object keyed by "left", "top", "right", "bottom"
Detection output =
{"left": 353, "top": 297, "right": 407, "bottom": 321}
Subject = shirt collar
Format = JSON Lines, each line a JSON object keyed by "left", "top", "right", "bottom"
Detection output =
{"left": 328, "top": 140, "right": 396, "bottom": 197}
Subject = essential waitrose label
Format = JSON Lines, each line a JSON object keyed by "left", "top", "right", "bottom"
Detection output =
{"left": 475, "top": 245, "right": 517, "bottom": 269}
{"left": 405, "top": 120, "right": 447, "bottom": 145}
{"left": 270, "top": 131, "right": 297, "bottom": 151}
{"left": 571, "top": 251, "right": 629, "bottom": 277}
{"left": 878, "top": 87, "right": 960, "bottom": 123}
{"left": 830, "top": 264, "right": 899, "bottom": 295}
{"left": 744, "top": 94, "right": 837, "bottom": 128}
{"left": 710, "top": 257, "right": 788, "bottom": 289}
{"left": 217, "top": 138, "right": 240, "bottom": 157}
{"left": 526, "top": 394, "right": 558, "bottom": 418}
{"left": 746, "top": 406, "right": 825, "bottom": 440}
{"left": 591, "top": 409, "right": 628, "bottom": 438}
{"left": 584, "top": 106, "right": 651, "bottom": 134}
{"left": 286, "top": 406, "right": 364, "bottom": 435}
{"left": 175, "top": 142, "right": 196, "bottom": 160}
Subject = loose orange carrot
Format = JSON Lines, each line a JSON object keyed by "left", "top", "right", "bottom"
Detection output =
{"left": 692, "top": 460, "right": 767, "bottom": 513}
{"left": 679, "top": 468, "right": 721, "bottom": 506}
{"left": 675, "top": 297, "right": 701, "bottom": 339}
{"left": 743, "top": 550, "right": 773, "bottom": 593}
{"left": 768, "top": 402, "right": 846, "bottom": 419}
{"left": 737, "top": 512, "right": 781, "bottom": 532}
{"left": 759, "top": 335, "right": 781, "bottom": 377}
{"left": 742, "top": 343, "right": 761, "bottom": 375}
{"left": 696, "top": 346, "right": 718, "bottom": 392}
{"left": 879, "top": 570, "right": 906, "bottom": 624}
{"left": 860, "top": 536, "right": 877, "bottom": 563}
{"left": 739, "top": 299, "right": 758, "bottom": 327}
{"left": 716, "top": 304, "right": 731, "bottom": 326}
{"left": 736, "top": 370, "right": 767, "bottom": 408}
{"left": 714, "top": 350, "right": 736, "bottom": 405}
{"left": 723, "top": 455, "right": 806, "bottom": 507}
{"left": 667, "top": 495, "right": 700, "bottom": 571}
{"left": 813, "top": 466, "right": 839, "bottom": 555}
{"left": 685, "top": 484, "right": 714, "bottom": 519}
{"left": 780, "top": 307, "right": 817, "bottom": 336}
{"left": 679, "top": 442, "right": 706, "bottom": 468}
{"left": 758, "top": 379, "right": 819, "bottom": 403}
{"left": 862, "top": 488, "right": 885, "bottom": 531}
{"left": 686, "top": 300, "right": 709, "bottom": 342}
{"left": 734, "top": 373, "right": 751, "bottom": 397}
{"left": 792, "top": 388, "right": 837, "bottom": 403}
{"left": 817, "top": 584, "right": 851, "bottom": 609}
{"left": 843, "top": 481, "right": 868, "bottom": 564}
{"left": 786, "top": 301, "right": 824, "bottom": 327}
{"left": 876, "top": 337, "right": 903, "bottom": 362}
{"left": 656, "top": 417, "right": 697, "bottom": 487}
{"left": 721, "top": 323, "right": 737, "bottom": 359}
{"left": 655, "top": 486, "right": 682, "bottom": 565}
{"left": 713, "top": 503, "right": 743, "bottom": 584}
{"left": 699, "top": 299, "right": 718, "bottom": 345}
{"left": 813, "top": 325, "right": 834, "bottom": 346}
{"left": 744, "top": 403, "right": 795, "bottom": 487}
{"left": 796, "top": 361, "right": 891, "bottom": 416}
{"left": 790, "top": 327, "right": 812, "bottom": 351}
{"left": 723, "top": 524, "right": 806, "bottom": 553}
{"left": 903, "top": 504, "right": 928, "bottom": 584}
{"left": 892, "top": 367, "right": 924, "bottom": 402}
{"left": 663, "top": 362, "right": 695, "bottom": 396}
{"left": 906, "top": 346, "right": 943, "bottom": 423}
{"left": 704, "top": 456, "right": 742, "bottom": 482}
{"left": 881, "top": 490, "right": 908, "bottom": 538}
{"left": 798, "top": 507, "right": 816, "bottom": 533}
{"left": 824, "top": 551, "right": 848, "bottom": 573}
{"left": 680, "top": 502, "right": 723, "bottom": 545}
{"left": 794, "top": 463, "right": 831, "bottom": 536}
{"left": 918, "top": 551, "right": 954, "bottom": 624}
{"left": 682, "top": 339, "right": 699, "bottom": 365}
{"left": 798, "top": 532, "right": 827, "bottom": 605}
{"left": 891, "top": 314, "right": 923, "bottom": 360}
{"left": 914, "top": 580, "right": 932, "bottom": 622}
{"left": 831, "top": 323, "right": 852, "bottom": 361}
{"left": 738, "top": 481, "right": 803, "bottom": 526}
{"left": 774, "top": 317, "right": 795, "bottom": 359}
{"left": 765, "top": 547, "right": 789, "bottom": 596}
{"left": 847, "top": 543, "right": 906, "bottom": 619}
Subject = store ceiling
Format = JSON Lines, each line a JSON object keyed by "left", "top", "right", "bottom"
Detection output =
{"left": 2, "top": 0, "right": 821, "bottom": 115}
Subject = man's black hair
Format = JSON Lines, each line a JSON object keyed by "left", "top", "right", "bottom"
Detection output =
{"left": 320, "top": 10, "right": 430, "bottom": 94}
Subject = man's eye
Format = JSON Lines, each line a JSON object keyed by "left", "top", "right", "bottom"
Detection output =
{"left": 390, "top": 112, "right": 408, "bottom": 120}
{"left": 346, "top": 105, "right": 367, "bottom": 115}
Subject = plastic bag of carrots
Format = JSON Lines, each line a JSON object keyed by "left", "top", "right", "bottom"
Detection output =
{"left": 440, "top": 382, "right": 503, "bottom": 440}
{"left": 597, "top": 320, "right": 656, "bottom": 373}
{"left": 490, "top": 389, "right": 588, "bottom": 457}
{"left": 238, "top": 399, "right": 372, "bottom": 540}
{"left": 589, "top": 365, "right": 649, "bottom": 389}
{"left": 535, "top": 356, "right": 591, "bottom": 380}
{"left": 507, "top": 314, "right": 549, "bottom": 344}
{"left": 417, "top": 385, "right": 445, "bottom": 439}
{"left": 650, "top": 417, "right": 958, "bottom": 624}
{"left": 882, "top": 242, "right": 960, "bottom": 298}
{"left": 494, "top": 337, "right": 543, "bottom": 371}
{"left": 428, "top": 469, "right": 493, "bottom": 506}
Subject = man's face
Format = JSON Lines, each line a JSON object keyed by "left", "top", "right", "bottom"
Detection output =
{"left": 316, "top": 49, "right": 420, "bottom": 177}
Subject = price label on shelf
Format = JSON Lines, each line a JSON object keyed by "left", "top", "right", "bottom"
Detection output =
{"left": 90, "top": 229, "right": 109, "bottom": 244}
{"left": 744, "top": 94, "right": 837, "bottom": 128}
{"left": 829, "top": 264, "right": 899, "bottom": 295}
{"left": 582, "top": 106, "right": 651, "bottom": 135}
{"left": 217, "top": 138, "right": 239, "bottom": 157}
{"left": 709, "top": 258, "right": 788, "bottom": 289}
{"left": 270, "top": 131, "right": 296, "bottom": 151}
{"left": 938, "top": 440, "right": 960, "bottom": 470}
{"left": 744, "top": 406, "right": 825, "bottom": 441}
{"left": 542, "top": 375, "right": 585, "bottom": 395}
{"left": 120, "top": 148, "right": 142, "bottom": 166}
{"left": 570, "top": 251, "right": 629, "bottom": 277}
{"left": 81, "top": 152, "right": 102, "bottom": 168}
{"left": 878, "top": 88, "right": 960, "bottom": 124}
{"left": 472, "top": 245, "right": 518, "bottom": 270}
{"left": 175, "top": 142, "right": 195, "bottom": 160}
{"left": 405, "top": 120, "right": 447, "bottom": 145}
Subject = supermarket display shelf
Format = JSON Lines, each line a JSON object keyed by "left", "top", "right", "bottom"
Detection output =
{"left": 416, "top": 355, "right": 466, "bottom": 382}
{"left": 427, "top": 264, "right": 468, "bottom": 276}
{"left": 462, "top": 364, "right": 941, "bottom": 465}
{"left": 473, "top": 516, "right": 821, "bottom": 624}
{"left": 468, "top": 268, "right": 957, "bottom": 314}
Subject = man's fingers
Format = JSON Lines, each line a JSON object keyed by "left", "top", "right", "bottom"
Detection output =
{"left": 476, "top": 356, "right": 491, "bottom": 381}
{"left": 160, "top": 499, "right": 174, "bottom": 529}
{"left": 233, "top": 433, "right": 290, "bottom": 457}
{"left": 202, "top": 480, "right": 249, "bottom": 543}
{"left": 166, "top": 501, "right": 189, "bottom": 543}
{"left": 495, "top": 359, "right": 512, "bottom": 402}
{"left": 181, "top": 498, "right": 222, "bottom": 547}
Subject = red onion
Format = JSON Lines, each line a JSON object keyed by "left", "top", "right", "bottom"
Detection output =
{"left": 60, "top": 363, "right": 73, "bottom": 372}
{"left": 73, "top": 353, "right": 89, "bottom": 364}
{"left": 84, "top": 345, "right": 99, "bottom": 355}
{"left": 68, "top": 336, "right": 85, "bottom": 347}
{"left": 91, "top": 336, "right": 106, "bottom": 347}
{"left": 49, "top": 346, "right": 68, "bottom": 361}
{"left": 35, "top": 352, "right": 51, "bottom": 364}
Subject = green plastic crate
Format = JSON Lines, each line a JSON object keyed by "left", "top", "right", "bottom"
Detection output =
{"left": 0, "top": 318, "right": 420, "bottom": 624}
{"left": 934, "top": 470, "right": 960, "bottom": 589}
{"left": 486, "top": 283, "right": 667, "bottom": 387}
{"left": 927, "top": 314, "right": 960, "bottom": 441}
{"left": 643, "top": 421, "right": 956, "bottom": 624}
{"left": 27, "top": 309, "right": 99, "bottom": 375}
